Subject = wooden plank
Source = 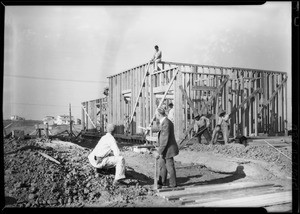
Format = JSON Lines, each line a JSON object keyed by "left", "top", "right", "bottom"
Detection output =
{"left": 153, "top": 85, "right": 173, "bottom": 94}
{"left": 191, "top": 86, "right": 217, "bottom": 91}
{"left": 38, "top": 152, "right": 61, "bottom": 165}
{"left": 157, "top": 181, "right": 274, "bottom": 198}
{"left": 187, "top": 191, "right": 292, "bottom": 207}
{"left": 254, "top": 72, "right": 258, "bottom": 136}
{"left": 179, "top": 186, "right": 282, "bottom": 203}
{"left": 147, "top": 68, "right": 179, "bottom": 127}
{"left": 122, "top": 89, "right": 131, "bottom": 95}
{"left": 258, "top": 78, "right": 287, "bottom": 114}
{"left": 179, "top": 85, "right": 199, "bottom": 117}
{"left": 81, "top": 104, "right": 96, "bottom": 128}
{"left": 146, "top": 135, "right": 158, "bottom": 142}
{"left": 155, "top": 94, "right": 174, "bottom": 99}
{"left": 174, "top": 71, "right": 183, "bottom": 142}
{"left": 164, "top": 183, "right": 275, "bottom": 201}
{"left": 264, "top": 203, "right": 292, "bottom": 212}
{"left": 284, "top": 75, "right": 288, "bottom": 135}
{"left": 127, "top": 62, "right": 151, "bottom": 130}
{"left": 184, "top": 73, "right": 188, "bottom": 134}
{"left": 207, "top": 77, "right": 229, "bottom": 109}
{"left": 150, "top": 72, "right": 154, "bottom": 137}
{"left": 229, "top": 88, "right": 262, "bottom": 116}
{"left": 182, "top": 186, "right": 281, "bottom": 205}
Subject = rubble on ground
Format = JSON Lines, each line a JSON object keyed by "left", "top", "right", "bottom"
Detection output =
{"left": 3, "top": 138, "right": 151, "bottom": 207}
{"left": 184, "top": 139, "right": 292, "bottom": 175}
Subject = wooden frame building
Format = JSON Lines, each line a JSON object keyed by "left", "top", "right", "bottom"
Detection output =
{"left": 82, "top": 60, "right": 288, "bottom": 143}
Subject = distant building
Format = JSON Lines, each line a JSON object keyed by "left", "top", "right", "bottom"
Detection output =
{"left": 56, "top": 115, "right": 75, "bottom": 125}
{"left": 43, "top": 116, "right": 55, "bottom": 125}
{"left": 10, "top": 115, "right": 25, "bottom": 121}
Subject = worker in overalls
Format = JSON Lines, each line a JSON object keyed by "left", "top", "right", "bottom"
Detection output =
{"left": 193, "top": 114, "right": 212, "bottom": 145}
{"left": 211, "top": 110, "right": 230, "bottom": 145}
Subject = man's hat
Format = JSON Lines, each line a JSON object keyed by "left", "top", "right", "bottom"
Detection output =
{"left": 157, "top": 107, "right": 166, "bottom": 115}
{"left": 168, "top": 103, "right": 173, "bottom": 107}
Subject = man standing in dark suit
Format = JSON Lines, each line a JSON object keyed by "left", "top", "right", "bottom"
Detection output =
{"left": 148, "top": 107, "right": 179, "bottom": 188}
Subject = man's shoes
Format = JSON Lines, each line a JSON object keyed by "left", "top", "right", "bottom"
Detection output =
{"left": 113, "top": 179, "right": 127, "bottom": 186}
{"left": 157, "top": 182, "right": 167, "bottom": 189}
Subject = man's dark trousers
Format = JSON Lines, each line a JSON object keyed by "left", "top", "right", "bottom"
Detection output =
{"left": 158, "top": 157, "right": 176, "bottom": 187}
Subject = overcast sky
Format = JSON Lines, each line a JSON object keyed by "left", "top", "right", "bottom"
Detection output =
{"left": 3, "top": 3, "right": 292, "bottom": 125}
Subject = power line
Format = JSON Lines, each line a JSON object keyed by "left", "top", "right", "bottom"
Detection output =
{"left": 6, "top": 102, "right": 81, "bottom": 108}
{"left": 4, "top": 74, "right": 109, "bottom": 83}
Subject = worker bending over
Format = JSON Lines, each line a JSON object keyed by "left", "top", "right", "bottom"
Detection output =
{"left": 193, "top": 114, "right": 212, "bottom": 145}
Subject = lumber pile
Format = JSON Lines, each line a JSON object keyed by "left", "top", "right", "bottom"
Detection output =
{"left": 156, "top": 181, "right": 292, "bottom": 209}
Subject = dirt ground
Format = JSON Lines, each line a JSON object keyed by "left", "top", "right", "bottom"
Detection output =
{"left": 2, "top": 120, "right": 293, "bottom": 208}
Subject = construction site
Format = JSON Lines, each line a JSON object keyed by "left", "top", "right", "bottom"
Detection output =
{"left": 3, "top": 59, "right": 293, "bottom": 210}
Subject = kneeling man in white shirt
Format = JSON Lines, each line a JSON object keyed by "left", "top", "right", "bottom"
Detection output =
{"left": 88, "top": 123, "right": 126, "bottom": 186}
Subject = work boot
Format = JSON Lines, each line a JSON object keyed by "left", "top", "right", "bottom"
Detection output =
{"left": 113, "top": 179, "right": 127, "bottom": 186}
{"left": 156, "top": 181, "right": 167, "bottom": 189}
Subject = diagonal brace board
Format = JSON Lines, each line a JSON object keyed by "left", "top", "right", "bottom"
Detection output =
{"left": 81, "top": 104, "right": 96, "bottom": 128}
{"left": 229, "top": 88, "right": 262, "bottom": 116}
{"left": 258, "top": 78, "right": 287, "bottom": 114}
{"left": 127, "top": 61, "right": 151, "bottom": 129}
{"left": 179, "top": 85, "right": 199, "bottom": 117}
{"left": 206, "top": 75, "right": 229, "bottom": 114}
{"left": 148, "top": 67, "right": 179, "bottom": 128}
{"left": 207, "top": 76, "right": 229, "bottom": 105}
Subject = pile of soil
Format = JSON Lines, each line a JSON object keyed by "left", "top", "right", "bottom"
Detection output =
{"left": 3, "top": 138, "right": 154, "bottom": 208}
{"left": 185, "top": 139, "right": 292, "bottom": 176}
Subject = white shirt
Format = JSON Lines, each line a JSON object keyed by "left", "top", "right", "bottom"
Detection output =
{"left": 217, "top": 114, "right": 229, "bottom": 126}
{"left": 168, "top": 108, "right": 175, "bottom": 124}
{"left": 160, "top": 116, "right": 166, "bottom": 125}
{"left": 88, "top": 133, "right": 120, "bottom": 168}
{"left": 153, "top": 50, "right": 162, "bottom": 61}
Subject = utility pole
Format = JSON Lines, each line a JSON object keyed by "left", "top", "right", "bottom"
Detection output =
{"left": 69, "top": 103, "right": 72, "bottom": 136}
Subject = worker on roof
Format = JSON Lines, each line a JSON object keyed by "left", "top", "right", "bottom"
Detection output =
{"left": 150, "top": 45, "right": 162, "bottom": 72}
{"left": 211, "top": 110, "right": 230, "bottom": 145}
{"left": 193, "top": 114, "right": 212, "bottom": 145}
{"left": 88, "top": 123, "right": 126, "bottom": 186}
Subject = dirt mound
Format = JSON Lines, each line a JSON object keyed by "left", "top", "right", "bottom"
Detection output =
{"left": 184, "top": 139, "right": 292, "bottom": 176}
{"left": 3, "top": 138, "right": 151, "bottom": 207}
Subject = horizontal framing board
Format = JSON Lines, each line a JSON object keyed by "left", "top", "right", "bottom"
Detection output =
{"left": 181, "top": 186, "right": 280, "bottom": 204}
{"left": 153, "top": 85, "right": 174, "bottom": 94}
{"left": 146, "top": 136, "right": 158, "bottom": 142}
{"left": 155, "top": 94, "right": 174, "bottom": 99}
{"left": 192, "top": 86, "right": 218, "bottom": 91}
{"left": 157, "top": 182, "right": 274, "bottom": 199}
{"left": 165, "top": 183, "right": 276, "bottom": 201}
{"left": 186, "top": 191, "right": 292, "bottom": 207}
{"left": 121, "top": 89, "right": 132, "bottom": 94}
